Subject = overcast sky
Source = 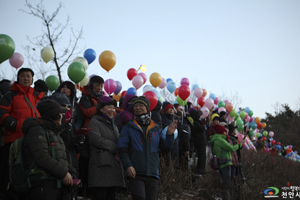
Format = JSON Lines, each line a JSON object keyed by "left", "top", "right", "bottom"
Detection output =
{"left": 1, "top": 0, "right": 300, "bottom": 119}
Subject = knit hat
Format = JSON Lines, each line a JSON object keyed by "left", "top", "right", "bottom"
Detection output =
{"left": 133, "top": 96, "right": 150, "bottom": 112}
{"left": 162, "top": 102, "right": 174, "bottom": 113}
{"left": 51, "top": 93, "right": 70, "bottom": 106}
{"left": 228, "top": 124, "right": 238, "bottom": 135}
{"left": 211, "top": 113, "right": 220, "bottom": 122}
{"left": 37, "top": 99, "right": 68, "bottom": 119}
{"left": 17, "top": 68, "right": 34, "bottom": 83}
{"left": 34, "top": 80, "right": 48, "bottom": 93}
{"left": 219, "top": 122, "right": 228, "bottom": 128}
{"left": 213, "top": 124, "right": 227, "bottom": 134}
{"left": 97, "top": 96, "right": 117, "bottom": 110}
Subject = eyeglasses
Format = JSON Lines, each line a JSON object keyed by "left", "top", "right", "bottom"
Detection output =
{"left": 61, "top": 104, "right": 71, "bottom": 108}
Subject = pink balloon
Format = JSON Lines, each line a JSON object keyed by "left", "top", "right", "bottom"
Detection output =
{"left": 138, "top": 72, "right": 147, "bottom": 84}
{"left": 224, "top": 100, "right": 229, "bottom": 105}
{"left": 269, "top": 131, "right": 274, "bottom": 138}
{"left": 245, "top": 115, "right": 250, "bottom": 122}
{"left": 218, "top": 107, "right": 226, "bottom": 113}
{"left": 200, "top": 106, "right": 209, "bottom": 119}
{"left": 104, "top": 79, "right": 117, "bottom": 95}
{"left": 227, "top": 115, "right": 234, "bottom": 122}
{"left": 180, "top": 77, "right": 190, "bottom": 86}
{"left": 249, "top": 117, "right": 253, "bottom": 123}
{"left": 214, "top": 97, "right": 219, "bottom": 105}
{"left": 103, "top": 90, "right": 109, "bottom": 96}
{"left": 158, "top": 78, "right": 167, "bottom": 89}
{"left": 194, "top": 87, "right": 203, "bottom": 98}
{"left": 204, "top": 98, "right": 214, "bottom": 109}
{"left": 132, "top": 75, "right": 144, "bottom": 89}
{"left": 9, "top": 52, "right": 24, "bottom": 69}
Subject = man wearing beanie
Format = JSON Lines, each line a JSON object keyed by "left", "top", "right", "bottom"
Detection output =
{"left": 118, "top": 96, "right": 178, "bottom": 200}
{"left": 34, "top": 79, "right": 48, "bottom": 99}
{"left": 210, "top": 124, "right": 245, "bottom": 200}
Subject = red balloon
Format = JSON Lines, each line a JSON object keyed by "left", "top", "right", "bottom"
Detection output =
{"left": 277, "top": 142, "right": 281, "bottom": 146}
{"left": 262, "top": 136, "right": 266, "bottom": 141}
{"left": 143, "top": 91, "right": 158, "bottom": 111}
{"left": 271, "top": 140, "right": 276, "bottom": 145}
{"left": 197, "top": 97, "right": 205, "bottom": 107}
{"left": 257, "top": 122, "right": 261, "bottom": 129}
{"left": 121, "top": 91, "right": 127, "bottom": 97}
{"left": 127, "top": 68, "right": 138, "bottom": 81}
{"left": 178, "top": 85, "right": 190, "bottom": 100}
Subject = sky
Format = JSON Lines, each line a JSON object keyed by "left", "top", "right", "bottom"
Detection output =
{"left": 1, "top": 0, "right": 300, "bottom": 119}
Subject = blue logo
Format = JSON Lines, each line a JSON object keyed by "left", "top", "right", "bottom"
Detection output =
{"left": 264, "top": 187, "right": 279, "bottom": 198}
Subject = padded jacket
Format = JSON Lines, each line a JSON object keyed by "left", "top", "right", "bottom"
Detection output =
{"left": 79, "top": 86, "right": 98, "bottom": 128}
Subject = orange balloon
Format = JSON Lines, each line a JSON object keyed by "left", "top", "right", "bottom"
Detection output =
{"left": 149, "top": 72, "right": 162, "bottom": 87}
{"left": 99, "top": 50, "right": 116, "bottom": 72}
{"left": 255, "top": 117, "right": 261, "bottom": 124}
{"left": 225, "top": 102, "right": 233, "bottom": 112}
{"left": 113, "top": 93, "right": 121, "bottom": 102}
{"left": 261, "top": 122, "right": 266, "bottom": 129}
{"left": 202, "top": 88, "right": 207, "bottom": 97}
{"left": 174, "top": 88, "right": 179, "bottom": 96}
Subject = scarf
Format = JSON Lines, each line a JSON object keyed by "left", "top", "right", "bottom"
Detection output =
{"left": 89, "top": 89, "right": 103, "bottom": 99}
{"left": 135, "top": 113, "right": 150, "bottom": 126}
{"left": 100, "top": 112, "right": 114, "bottom": 124}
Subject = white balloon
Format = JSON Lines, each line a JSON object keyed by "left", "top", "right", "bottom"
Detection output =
{"left": 79, "top": 73, "right": 89, "bottom": 87}
{"left": 41, "top": 47, "right": 54, "bottom": 63}
{"left": 73, "top": 56, "right": 88, "bottom": 70}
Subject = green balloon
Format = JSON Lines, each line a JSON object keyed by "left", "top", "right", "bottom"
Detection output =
{"left": 256, "top": 133, "right": 261, "bottom": 138}
{"left": 249, "top": 130, "right": 254, "bottom": 137}
{"left": 248, "top": 110, "right": 253, "bottom": 117}
{"left": 235, "top": 117, "right": 241, "bottom": 121}
{"left": 0, "top": 34, "right": 15, "bottom": 64}
{"left": 236, "top": 119, "right": 243, "bottom": 127}
{"left": 263, "top": 131, "right": 268, "bottom": 137}
{"left": 235, "top": 113, "right": 240, "bottom": 120}
{"left": 67, "top": 62, "right": 86, "bottom": 83}
{"left": 284, "top": 147, "right": 287, "bottom": 150}
{"left": 218, "top": 101, "right": 225, "bottom": 108}
{"left": 176, "top": 95, "right": 188, "bottom": 106}
{"left": 237, "top": 126, "right": 243, "bottom": 132}
{"left": 45, "top": 75, "right": 59, "bottom": 91}
{"left": 278, "top": 153, "right": 282, "bottom": 156}
{"left": 240, "top": 111, "right": 246, "bottom": 119}
{"left": 230, "top": 109, "right": 237, "bottom": 118}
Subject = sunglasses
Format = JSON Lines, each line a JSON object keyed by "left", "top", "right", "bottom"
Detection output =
{"left": 61, "top": 104, "right": 71, "bottom": 108}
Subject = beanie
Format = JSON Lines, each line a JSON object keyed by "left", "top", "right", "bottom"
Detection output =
{"left": 34, "top": 80, "right": 48, "bottom": 93}
{"left": 134, "top": 96, "right": 150, "bottom": 113}
{"left": 162, "top": 102, "right": 173, "bottom": 113}
{"left": 213, "top": 124, "right": 227, "bottom": 134}
{"left": 97, "top": 96, "right": 117, "bottom": 110}
{"left": 37, "top": 99, "right": 68, "bottom": 119}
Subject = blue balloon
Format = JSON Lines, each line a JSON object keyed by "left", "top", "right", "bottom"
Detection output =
{"left": 83, "top": 48, "right": 96, "bottom": 64}
{"left": 192, "top": 84, "right": 199, "bottom": 91}
{"left": 127, "top": 87, "right": 137, "bottom": 95}
{"left": 244, "top": 107, "right": 251, "bottom": 113}
{"left": 276, "top": 145, "right": 281, "bottom": 150}
{"left": 151, "top": 89, "right": 160, "bottom": 100}
{"left": 209, "top": 93, "right": 216, "bottom": 101}
{"left": 166, "top": 81, "right": 176, "bottom": 93}
{"left": 166, "top": 78, "right": 173, "bottom": 83}
{"left": 251, "top": 123, "right": 257, "bottom": 130}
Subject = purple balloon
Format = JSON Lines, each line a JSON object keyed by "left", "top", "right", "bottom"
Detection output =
{"left": 114, "top": 81, "right": 122, "bottom": 95}
{"left": 180, "top": 77, "right": 190, "bottom": 86}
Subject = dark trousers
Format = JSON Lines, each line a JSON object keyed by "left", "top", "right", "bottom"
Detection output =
{"left": 129, "top": 175, "right": 159, "bottom": 200}
{"left": 219, "top": 165, "right": 231, "bottom": 200}
{"left": 196, "top": 144, "right": 206, "bottom": 170}
{"left": 91, "top": 187, "right": 116, "bottom": 200}
{"left": 0, "top": 143, "right": 14, "bottom": 199}
{"left": 25, "top": 180, "right": 62, "bottom": 200}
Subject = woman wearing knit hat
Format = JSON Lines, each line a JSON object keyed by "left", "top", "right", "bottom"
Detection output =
{"left": 118, "top": 96, "right": 177, "bottom": 200}
{"left": 87, "top": 96, "right": 125, "bottom": 200}
{"left": 210, "top": 124, "right": 245, "bottom": 200}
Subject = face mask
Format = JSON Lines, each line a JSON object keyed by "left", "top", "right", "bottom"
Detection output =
{"left": 135, "top": 113, "right": 150, "bottom": 126}
{"left": 65, "top": 110, "right": 72, "bottom": 124}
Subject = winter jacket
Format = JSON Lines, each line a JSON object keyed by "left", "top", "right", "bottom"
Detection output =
{"left": 189, "top": 109, "right": 207, "bottom": 146}
{"left": 162, "top": 113, "right": 174, "bottom": 129}
{"left": 119, "top": 95, "right": 137, "bottom": 129}
{"left": 114, "top": 107, "right": 123, "bottom": 132}
{"left": 0, "top": 82, "right": 43, "bottom": 144}
{"left": 117, "top": 119, "right": 175, "bottom": 179}
{"left": 210, "top": 134, "right": 242, "bottom": 169}
{"left": 88, "top": 115, "right": 124, "bottom": 187}
{"left": 79, "top": 86, "right": 98, "bottom": 128}
{"left": 22, "top": 118, "right": 76, "bottom": 182}
{"left": 151, "top": 101, "right": 162, "bottom": 128}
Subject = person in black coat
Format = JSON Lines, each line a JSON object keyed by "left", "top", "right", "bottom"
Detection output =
{"left": 151, "top": 101, "right": 162, "bottom": 128}
{"left": 189, "top": 108, "right": 207, "bottom": 174}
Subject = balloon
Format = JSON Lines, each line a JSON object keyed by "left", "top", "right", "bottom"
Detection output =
{"left": 176, "top": 95, "right": 188, "bottom": 106}
{"left": 180, "top": 77, "right": 190, "bottom": 86}
{"left": 249, "top": 117, "right": 253, "bottom": 123}
{"left": 218, "top": 107, "right": 226, "bottom": 113}
{"left": 143, "top": 85, "right": 155, "bottom": 94}
{"left": 263, "top": 131, "right": 268, "bottom": 137}
{"left": 269, "top": 131, "right": 274, "bottom": 137}
{"left": 214, "top": 97, "right": 219, "bottom": 105}
{"left": 236, "top": 119, "right": 244, "bottom": 128}
{"left": 227, "top": 114, "right": 235, "bottom": 122}
{"left": 209, "top": 93, "right": 216, "bottom": 101}
{"left": 194, "top": 88, "right": 203, "bottom": 98}
{"left": 192, "top": 84, "right": 199, "bottom": 91}
{"left": 79, "top": 73, "right": 89, "bottom": 87}
{"left": 9, "top": 52, "right": 24, "bottom": 69}
{"left": 113, "top": 93, "right": 121, "bottom": 102}
{"left": 99, "top": 50, "right": 116, "bottom": 72}
{"left": 166, "top": 81, "right": 176, "bottom": 93}
{"left": 103, "top": 91, "right": 109, "bottom": 97}
{"left": 251, "top": 123, "right": 257, "bottom": 130}
{"left": 151, "top": 89, "right": 161, "bottom": 100}
{"left": 201, "top": 107, "right": 210, "bottom": 119}
{"left": 249, "top": 130, "right": 255, "bottom": 137}
{"left": 73, "top": 56, "right": 88, "bottom": 70}
{"left": 261, "top": 122, "right": 267, "bottom": 129}
{"left": 143, "top": 91, "right": 158, "bottom": 111}
{"left": 178, "top": 85, "right": 190, "bottom": 100}
{"left": 104, "top": 79, "right": 117, "bottom": 95}
{"left": 204, "top": 98, "right": 214, "bottom": 109}
{"left": 257, "top": 122, "right": 261, "bottom": 129}
{"left": 225, "top": 102, "right": 233, "bottom": 112}
{"left": 158, "top": 78, "right": 167, "bottom": 89}
{"left": 237, "top": 126, "right": 243, "bottom": 132}
{"left": 149, "top": 72, "right": 162, "bottom": 87}
{"left": 41, "top": 47, "right": 54, "bottom": 63}
{"left": 121, "top": 91, "right": 127, "bottom": 97}
{"left": 174, "top": 88, "right": 179, "bottom": 96}
{"left": 83, "top": 48, "right": 96, "bottom": 64}
{"left": 255, "top": 117, "right": 260, "bottom": 124}
{"left": 244, "top": 107, "right": 251, "bottom": 113}
{"left": 138, "top": 72, "right": 147, "bottom": 84}
{"left": 218, "top": 101, "right": 225, "bottom": 108}
{"left": 230, "top": 109, "right": 237, "bottom": 118}
{"left": 271, "top": 140, "right": 276, "bottom": 145}
{"left": 45, "top": 75, "right": 59, "bottom": 91}
{"left": 132, "top": 75, "right": 144, "bottom": 89}
{"left": 127, "top": 68, "right": 138, "bottom": 81}
{"left": 114, "top": 81, "right": 122, "bottom": 95}
{"left": 166, "top": 78, "right": 173, "bottom": 83}
{"left": 0, "top": 34, "right": 15, "bottom": 64}
{"left": 277, "top": 142, "right": 281, "bottom": 146}
{"left": 263, "top": 136, "right": 266, "bottom": 141}
{"left": 202, "top": 89, "right": 207, "bottom": 97}
{"left": 139, "top": 65, "right": 147, "bottom": 72}
{"left": 197, "top": 97, "right": 205, "bottom": 107}
{"left": 224, "top": 100, "right": 229, "bottom": 105}
{"left": 67, "top": 62, "right": 86, "bottom": 83}
{"left": 256, "top": 133, "right": 261, "bottom": 138}
{"left": 127, "top": 87, "right": 137, "bottom": 95}
{"left": 240, "top": 111, "right": 246, "bottom": 119}
{"left": 248, "top": 110, "right": 253, "bottom": 117}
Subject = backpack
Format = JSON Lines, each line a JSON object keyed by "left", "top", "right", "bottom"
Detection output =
{"left": 9, "top": 126, "right": 55, "bottom": 193}
{"left": 209, "top": 138, "right": 229, "bottom": 170}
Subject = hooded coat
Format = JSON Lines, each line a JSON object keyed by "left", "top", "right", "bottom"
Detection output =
{"left": 119, "top": 95, "right": 137, "bottom": 129}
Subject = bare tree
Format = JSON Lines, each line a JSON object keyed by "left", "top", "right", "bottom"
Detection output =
{"left": 218, "top": 89, "right": 242, "bottom": 110}
{"left": 21, "top": 0, "right": 84, "bottom": 83}
{"left": 160, "top": 87, "right": 175, "bottom": 103}
{"left": 272, "top": 101, "right": 281, "bottom": 115}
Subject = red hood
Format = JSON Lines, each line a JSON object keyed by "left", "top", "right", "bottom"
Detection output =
{"left": 82, "top": 85, "right": 92, "bottom": 96}
{"left": 10, "top": 82, "right": 34, "bottom": 95}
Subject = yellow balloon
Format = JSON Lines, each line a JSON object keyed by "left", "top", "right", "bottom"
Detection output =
{"left": 113, "top": 93, "right": 121, "bottom": 102}
{"left": 41, "top": 47, "right": 54, "bottom": 63}
{"left": 140, "top": 65, "right": 147, "bottom": 72}
{"left": 79, "top": 73, "right": 89, "bottom": 87}
{"left": 73, "top": 57, "right": 88, "bottom": 70}
{"left": 149, "top": 72, "right": 162, "bottom": 88}
{"left": 99, "top": 50, "right": 116, "bottom": 72}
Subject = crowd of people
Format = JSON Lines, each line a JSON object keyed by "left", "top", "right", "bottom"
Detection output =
{"left": 0, "top": 67, "right": 266, "bottom": 200}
